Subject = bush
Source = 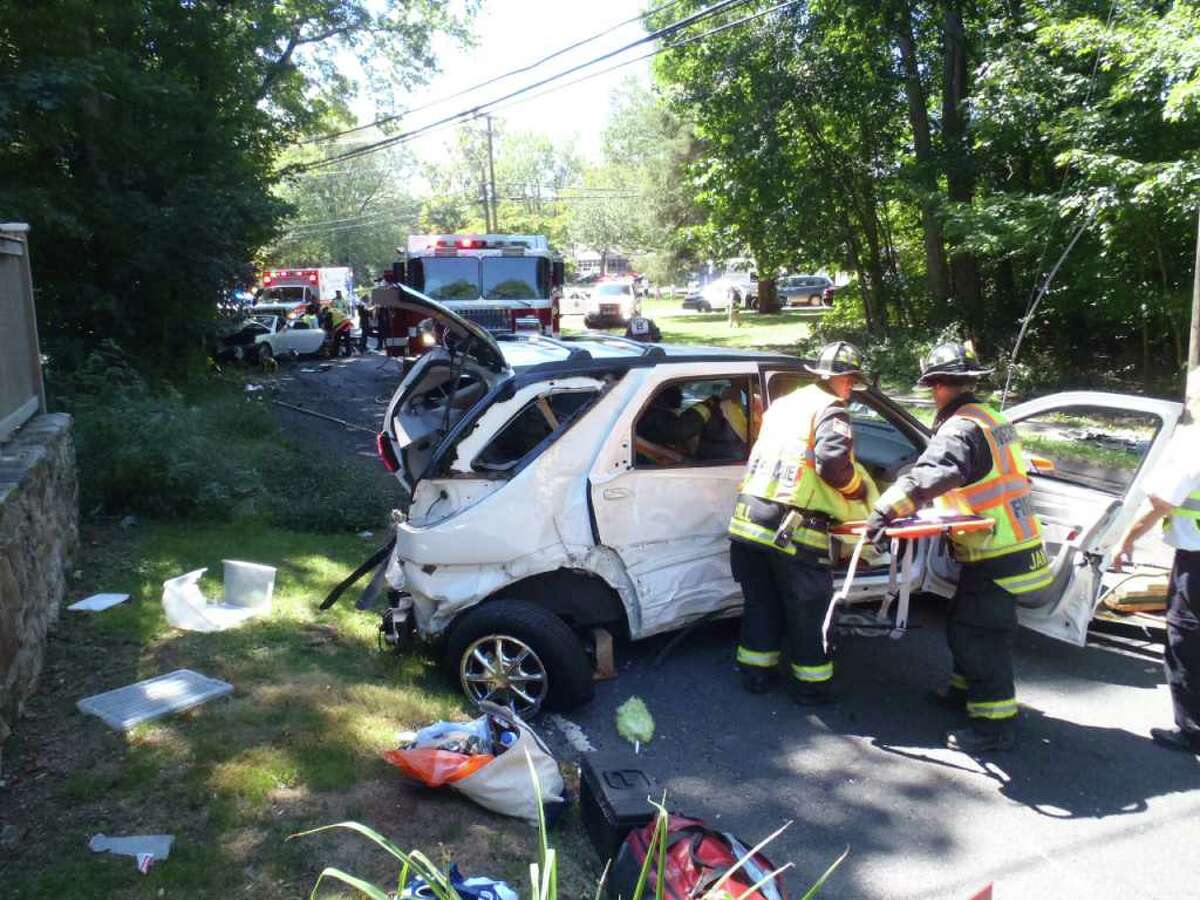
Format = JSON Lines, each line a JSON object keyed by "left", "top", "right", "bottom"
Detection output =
{"left": 52, "top": 343, "right": 395, "bottom": 532}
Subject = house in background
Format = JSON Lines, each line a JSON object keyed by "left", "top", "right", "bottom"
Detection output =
{"left": 571, "top": 247, "right": 631, "bottom": 279}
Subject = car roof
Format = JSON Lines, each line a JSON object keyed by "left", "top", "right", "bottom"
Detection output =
{"left": 496, "top": 334, "right": 800, "bottom": 372}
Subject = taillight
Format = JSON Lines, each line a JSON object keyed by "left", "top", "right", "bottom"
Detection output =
{"left": 376, "top": 432, "right": 400, "bottom": 473}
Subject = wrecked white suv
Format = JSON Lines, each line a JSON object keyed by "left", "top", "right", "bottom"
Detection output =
{"left": 347, "top": 286, "right": 1182, "bottom": 717}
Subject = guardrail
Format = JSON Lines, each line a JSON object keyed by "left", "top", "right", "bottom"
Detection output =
{"left": 0, "top": 224, "right": 46, "bottom": 443}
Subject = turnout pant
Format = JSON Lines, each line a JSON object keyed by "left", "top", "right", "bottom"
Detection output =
{"left": 946, "top": 567, "right": 1019, "bottom": 732}
{"left": 1166, "top": 550, "right": 1200, "bottom": 741}
{"left": 730, "top": 539, "right": 834, "bottom": 685}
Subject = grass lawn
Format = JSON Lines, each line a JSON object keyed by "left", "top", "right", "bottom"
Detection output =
{"left": 564, "top": 296, "right": 823, "bottom": 352}
{"left": 0, "top": 522, "right": 598, "bottom": 898}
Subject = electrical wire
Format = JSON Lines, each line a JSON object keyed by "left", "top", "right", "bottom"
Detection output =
{"left": 284, "top": 0, "right": 759, "bottom": 174}
{"left": 283, "top": 0, "right": 799, "bottom": 177}
{"left": 300, "top": 0, "right": 696, "bottom": 146}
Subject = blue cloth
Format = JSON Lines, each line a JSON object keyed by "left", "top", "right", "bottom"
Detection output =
{"left": 403, "top": 864, "right": 518, "bottom": 900}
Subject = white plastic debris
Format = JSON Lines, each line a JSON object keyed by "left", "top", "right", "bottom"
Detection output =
{"left": 78, "top": 670, "right": 233, "bottom": 730}
{"left": 162, "top": 560, "right": 275, "bottom": 632}
{"left": 89, "top": 833, "right": 174, "bottom": 872}
{"left": 68, "top": 593, "right": 129, "bottom": 612}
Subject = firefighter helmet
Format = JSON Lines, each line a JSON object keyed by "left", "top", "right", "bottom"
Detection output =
{"left": 917, "top": 341, "right": 993, "bottom": 386}
{"left": 805, "top": 341, "right": 866, "bottom": 381}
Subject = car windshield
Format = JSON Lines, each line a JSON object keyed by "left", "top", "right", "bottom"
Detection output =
{"left": 596, "top": 283, "right": 631, "bottom": 297}
{"left": 260, "top": 286, "right": 308, "bottom": 303}
{"left": 423, "top": 258, "right": 480, "bottom": 301}
{"left": 482, "top": 257, "right": 545, "bottom": 300}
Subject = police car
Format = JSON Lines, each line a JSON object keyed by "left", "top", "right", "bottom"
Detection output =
{"left": 350, "top": 286, "right": 1182, "bottom": 716}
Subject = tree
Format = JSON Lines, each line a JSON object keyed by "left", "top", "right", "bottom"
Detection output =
{"left": 269, "top": 146, "right": 422, "bottom": 285}
{"left": 0, "top": 0, "right": 469, "bottom": 365}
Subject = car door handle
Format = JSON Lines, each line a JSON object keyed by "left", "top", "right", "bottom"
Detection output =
{"left": 603, "top": 487, "right": 632, "bottom": 500}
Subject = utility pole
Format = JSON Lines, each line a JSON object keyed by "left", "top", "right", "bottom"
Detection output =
{"left": 1190, "top": 206, "right": 1200, "bottom": 371}
{"left": 485, "top": 115, "right": 499, "bottom": 233}
{"left": 479, "top": 171, "right": 492, "bottom": 233}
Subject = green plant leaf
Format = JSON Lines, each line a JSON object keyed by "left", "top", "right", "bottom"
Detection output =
{"left": 800, "top": 846, "right": 850, "bottom": 900}
{"left": 702, "top": 820, "right": 792, "bottom": 899}
{"left": 308, "top": 866, "right": 391, "bottom": 900}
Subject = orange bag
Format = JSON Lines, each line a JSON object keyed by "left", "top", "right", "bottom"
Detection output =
{"left": 383, "top": 748, "right": 494, "bottom": 787}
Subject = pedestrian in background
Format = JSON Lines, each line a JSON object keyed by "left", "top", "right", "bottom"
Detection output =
{"left": 1114, "top": 376, "right": 1200, "bottom": 757}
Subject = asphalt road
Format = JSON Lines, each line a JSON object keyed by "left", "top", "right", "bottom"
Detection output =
{"left": 544, "top": 610, "right": 1200, "bottom": 899}
{"left": 266, "top": 347, "right": 1200, "bottom": 899}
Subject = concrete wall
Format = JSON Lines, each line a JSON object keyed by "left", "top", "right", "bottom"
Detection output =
{"left": 0, "top": 413, "right": 78, "bottom": 759}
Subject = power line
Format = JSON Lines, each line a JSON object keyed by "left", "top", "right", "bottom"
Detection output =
{"left": 285, "top": 0, "right": 759, "bottom": 175}
{"left": 478, "top": 0, "right": 802, "bottom": 122}
{"left": 299, "top": 0, "right": 696, "bottom": 146}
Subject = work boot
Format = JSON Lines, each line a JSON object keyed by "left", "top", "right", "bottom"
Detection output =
{"left": 741, "top": 670, "right": 774, "bottom": 695}
{"left": 1150, "top": 727, "right": 1200, "bottom": 756}
{"left": 926, "top": 686, "right": 967, "bottom": 712}
{"left": 792, "top": 683, "right": 836, "bottom": 707}
{"left": 946, "top": 724, "right": 1016, "bottom": 753}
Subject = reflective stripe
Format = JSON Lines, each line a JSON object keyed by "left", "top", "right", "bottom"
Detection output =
{"left": 949, "top": 673, "right": 968, "bottom": 690}
{"left": 737, "top": 646, "right": 781, "bottom": 668}
{"left": 791, "top": 661, "right": 833, "bottom": 683}
{"left": 1170, "top": 489, "right": 1200, "bottom": 524}
{"left": 995, "top": 564, "right": 1055, "bottom": 595}
{"left": 966, "top": 698, "right": 1018, "bottom": 720}
{"left": 838, "top": 466, "right": 863, "bottom": 498}
{"left": 729, "top": 517, "right": 797, "bottom": 556}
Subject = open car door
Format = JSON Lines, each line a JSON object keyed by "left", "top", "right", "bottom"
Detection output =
{"left": 1004, "top": 391, "right": 1183, "bottom": 644}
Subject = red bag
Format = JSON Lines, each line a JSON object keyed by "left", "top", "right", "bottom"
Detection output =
{"left": 608, "top": 814, "right": 787, "bottom": 900}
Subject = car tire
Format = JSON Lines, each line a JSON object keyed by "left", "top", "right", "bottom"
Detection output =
{"left": 257, "top": 342, "right": 274, "bottom": 364}
{"left": 444, "top": 599, "right": 595, "bottom": 716}
{"left": 698, "top": 300, "right": 712, "bottom": 313}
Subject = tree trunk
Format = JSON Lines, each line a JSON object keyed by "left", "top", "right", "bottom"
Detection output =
{"left": 942, "top": 1, "right": 982, "bottom": 324}
{"left": 757, "top": 277, "right": 780, "bottom": 313}
{"left": 894, "top": 3, "right": 949, "bottom": 303}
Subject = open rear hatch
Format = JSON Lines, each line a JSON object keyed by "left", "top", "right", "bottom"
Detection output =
{"left": 375, "top": 284, "right": 512, "bottom": 498}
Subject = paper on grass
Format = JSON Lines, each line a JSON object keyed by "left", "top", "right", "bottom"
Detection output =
{"left": 67, "top": 593, "right": 129, "bottom": 612}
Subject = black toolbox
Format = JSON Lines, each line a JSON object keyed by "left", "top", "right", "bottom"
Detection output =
{"left": 579, "top": 751, "right": 661, "bottom": 864}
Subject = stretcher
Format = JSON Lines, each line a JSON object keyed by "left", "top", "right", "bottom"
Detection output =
{"left": 821, "top": 514, "right": 993, "bottom": 650}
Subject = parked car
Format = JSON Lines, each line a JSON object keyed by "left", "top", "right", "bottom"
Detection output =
{"left": 778, "top": 274, "right": 833, "bottom": 307}
{"left": 584, "top": 280, "right": 639, "bottom": 327}
{"left": 696, "top": 271, "right": 757, "bottom": 312}
{"left": 361, "top": 287, "right": 1181, "bottom": 716}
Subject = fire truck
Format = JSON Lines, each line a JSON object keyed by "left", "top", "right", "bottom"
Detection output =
{"left": 376, "top": 235, "right": 563, "bottom": 359}
{"left": 255, "top": 266, "right": 354, "bottom": 310}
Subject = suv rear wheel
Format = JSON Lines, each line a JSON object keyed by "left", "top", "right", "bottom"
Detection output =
{"left": 444, "top": 599, "right": 595, "bottom": 717}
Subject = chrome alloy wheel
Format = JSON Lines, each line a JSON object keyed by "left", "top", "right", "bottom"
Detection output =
{"left": 460, "top": 634, "right": 549, "bottom": 717}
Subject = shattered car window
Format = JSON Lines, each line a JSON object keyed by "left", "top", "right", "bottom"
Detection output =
{"left": 474, "top": 389, "right": 599, "bottom": 473}
{"left": 635, "top": 377, "right": 754, "bottom": 467}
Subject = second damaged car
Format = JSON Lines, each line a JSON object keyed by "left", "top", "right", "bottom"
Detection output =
{"left": 330, "top": 285, "right": 1182, "bottom": 717}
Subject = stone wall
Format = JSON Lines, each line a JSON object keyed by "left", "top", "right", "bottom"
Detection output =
{"left": 0, "top": 413, "right": 78, "bottom": 759}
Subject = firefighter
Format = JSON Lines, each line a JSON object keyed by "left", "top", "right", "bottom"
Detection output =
{"left": 865, "top": 342, "right": 1051, "bottom": 753}
{"left": 1113, "top": 378, "right": 1200, "bottom": 757}
{"left": 728, "top": 341, "right": 874, "bottom": 703}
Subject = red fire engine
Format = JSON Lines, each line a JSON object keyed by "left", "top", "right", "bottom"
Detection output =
{"left": 375, "top": 235, "right": 563, "bottom": 359}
